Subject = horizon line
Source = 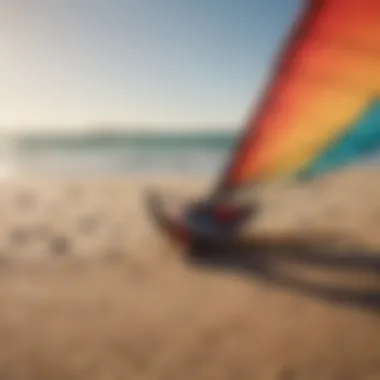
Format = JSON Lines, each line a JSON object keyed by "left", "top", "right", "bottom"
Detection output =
{"left": 3, "top": 123, "right": 241, "bottom": 134}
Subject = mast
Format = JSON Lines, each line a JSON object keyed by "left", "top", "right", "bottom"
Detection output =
{"left": 211, "top": 0, "right": 316, "bottom": 200}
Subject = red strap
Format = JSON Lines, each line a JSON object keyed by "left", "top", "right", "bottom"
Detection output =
{"left": 214, "top": 205, "right": 238, "bottom": 221}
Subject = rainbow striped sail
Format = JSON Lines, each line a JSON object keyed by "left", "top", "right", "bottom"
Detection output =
{"left": 220, "top": 0, "right": 380, "bottom": 192}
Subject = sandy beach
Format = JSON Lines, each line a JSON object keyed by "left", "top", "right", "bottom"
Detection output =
{"left": 1, "top": 168, "right": 380, "bottom": 379}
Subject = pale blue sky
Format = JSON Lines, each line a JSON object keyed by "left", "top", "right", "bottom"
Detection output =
{"left": 1, "top": 0, "right": 303, "bottom": 131}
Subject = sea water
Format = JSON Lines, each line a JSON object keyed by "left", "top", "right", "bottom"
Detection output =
{"left": 4, "top": 130, "right": 237, "bottom": 177}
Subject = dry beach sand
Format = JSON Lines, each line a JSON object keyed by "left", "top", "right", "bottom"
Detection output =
{"left": 1, "top": 167, "right": 380, "bottom": 379}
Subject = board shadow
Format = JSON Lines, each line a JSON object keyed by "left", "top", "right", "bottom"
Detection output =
{"left": 185, "top": 241, "right": 380, "bottom": 312}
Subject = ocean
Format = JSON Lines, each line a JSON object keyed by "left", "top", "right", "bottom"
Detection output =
{"left": 3, "top": 128, "right": 380, "bottom": 180}
{"left": 0, "top": 130, "right": 237, "bottom": 178}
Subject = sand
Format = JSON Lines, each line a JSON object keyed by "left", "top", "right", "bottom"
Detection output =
{"left": 1, "top": 167, "right": 380, "bottom": 379}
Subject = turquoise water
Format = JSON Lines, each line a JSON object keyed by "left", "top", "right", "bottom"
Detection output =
{"left": 12, "top": 130, "right": 237, "bottom": 176}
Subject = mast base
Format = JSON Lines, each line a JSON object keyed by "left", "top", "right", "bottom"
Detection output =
{"left": 145, "top": 189, "right": 255, "bottom": 246}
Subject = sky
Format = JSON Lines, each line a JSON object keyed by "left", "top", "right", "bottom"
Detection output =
{"left": 0, "top": 0, "right": 303, "bottom": 132}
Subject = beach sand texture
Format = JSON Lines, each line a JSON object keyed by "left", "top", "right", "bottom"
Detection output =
{"left": 1, "top": 167, "right": 380, "bottom": 379}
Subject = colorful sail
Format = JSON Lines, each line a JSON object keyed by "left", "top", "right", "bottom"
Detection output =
{"left": 221, "top": 0, "right": 380, "bottom": 191}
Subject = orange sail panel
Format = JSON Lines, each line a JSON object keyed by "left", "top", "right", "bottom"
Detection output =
{"left": 223, "top": 0, "right": 380, "bottom": 189}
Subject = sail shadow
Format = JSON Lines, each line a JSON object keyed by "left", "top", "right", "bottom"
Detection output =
{"left": 186, "top": 243, "right": 380, "bottom": 312}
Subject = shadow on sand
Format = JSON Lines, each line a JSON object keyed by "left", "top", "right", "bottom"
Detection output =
{"left": 185, "top": 241, "right": 380, "bottom": 312}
